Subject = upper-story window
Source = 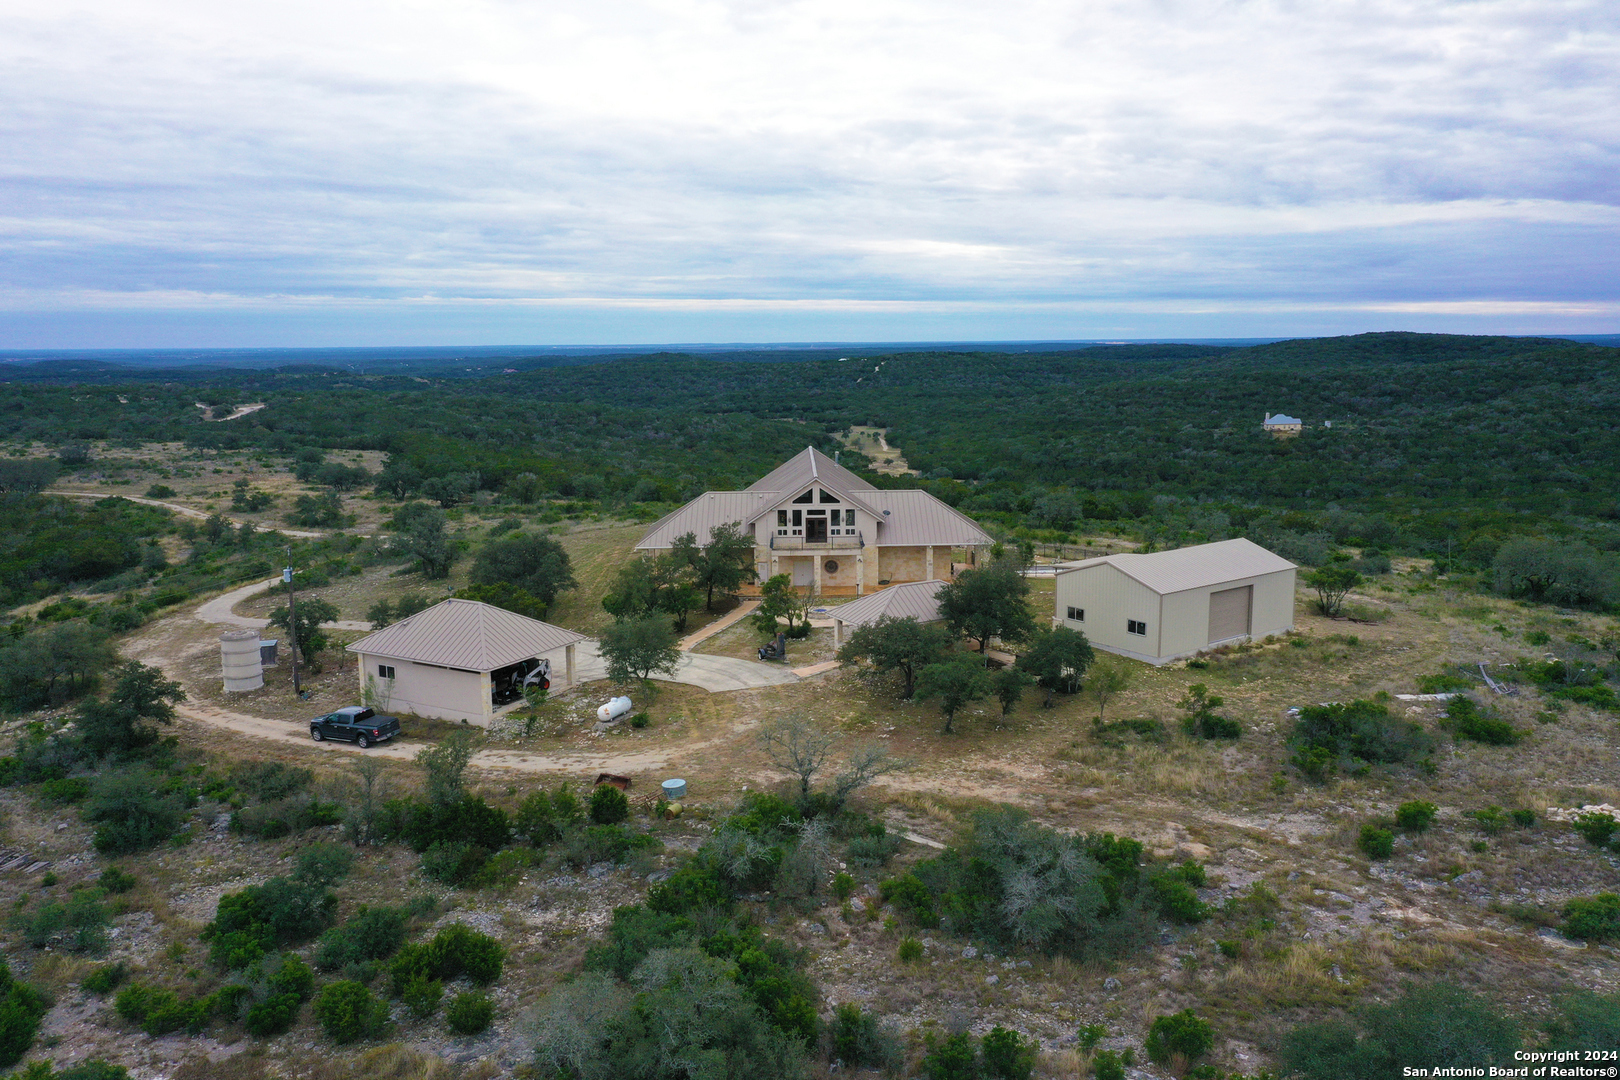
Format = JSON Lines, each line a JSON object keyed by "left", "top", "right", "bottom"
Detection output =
{"left": 818, "top": 490, "right": 840, "bottom": 503}
{"left": 792, "top": 489, "right": 814, "bottom": 504}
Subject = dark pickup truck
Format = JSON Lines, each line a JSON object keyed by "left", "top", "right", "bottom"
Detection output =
{"left": 309, "top": 706, "right": 400, "bottom": 748}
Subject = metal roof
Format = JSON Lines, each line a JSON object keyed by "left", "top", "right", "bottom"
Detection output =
{"left": 346, "top": 598, "right": 586, "bottom": 671}
{"left": 636, "top": 492, "right": 772, "bottom": 551}
{"left": 830, "top": 579, "right": 947, "bottom": 629}
{"left": 636, "top": 448, "right": 994, "bottom": 551}
{"left": 858, "top": 489, "right": 995, "bottom": 546}
{"left": 1054, "top": 538, "right": 1296, "bottom": 595}
{"left": 1265, "top": 413, "right": 1302, "bottom": 426}
{"left": 748, "top": 447, "right": 876, "bottom": 494}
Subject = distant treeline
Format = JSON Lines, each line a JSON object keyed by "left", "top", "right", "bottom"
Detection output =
{"left": 2, "top": 333, "right": 1617, "bottom": 589}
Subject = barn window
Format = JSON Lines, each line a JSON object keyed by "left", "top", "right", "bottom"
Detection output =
{"left": 378, "top": 665, "right": 396, "bottom": 680}
{"left": 1127, "top": 620, "right": 1147, "bottom": 636}
{"left": 1067, "top": 607, "right": 1084, "bottom": 622}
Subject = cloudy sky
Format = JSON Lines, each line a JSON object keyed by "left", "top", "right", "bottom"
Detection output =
{"left": 2, "top": 0, "right": 1617, "bottom": 346}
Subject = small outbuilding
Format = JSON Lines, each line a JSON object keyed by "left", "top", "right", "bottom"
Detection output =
{"left": 345, "top": 598, "right": 585, "bottom": 725}
{"left": 1053, "top": 538, "right": 1296, "bottom": 665}
{"left": 828, "top": 579, "right": 948, "bottom": 646}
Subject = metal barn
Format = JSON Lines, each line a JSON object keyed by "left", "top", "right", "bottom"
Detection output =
{"left": 1052, "top": 539, "right": 1296, "bottom": 665}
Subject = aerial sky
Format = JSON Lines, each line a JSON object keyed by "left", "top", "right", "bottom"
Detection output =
{"left": 2, "top": 0, "right": 1617, "bottom": 346}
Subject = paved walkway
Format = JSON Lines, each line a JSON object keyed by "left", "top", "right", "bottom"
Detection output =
{"left": 677, "top": 600, "right": 760, "bottom": 650}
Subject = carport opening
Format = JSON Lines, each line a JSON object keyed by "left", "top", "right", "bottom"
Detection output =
{"left": 491, "top": 657, "right": 549, "bottom": 706}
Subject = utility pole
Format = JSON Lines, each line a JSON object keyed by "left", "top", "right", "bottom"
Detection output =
{"left": 284, "top": 546, "right": 301, "bottom": 697}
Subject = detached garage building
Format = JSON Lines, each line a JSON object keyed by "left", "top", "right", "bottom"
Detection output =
{"left": 1053, "top": 538, "right": 1296, "bottom": 665}
{"left": 346, "top": 599, "right": 585, "bottom": 725}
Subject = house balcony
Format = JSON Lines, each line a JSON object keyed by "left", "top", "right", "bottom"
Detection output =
{"left": 767, "top": 531, "right": 864, "bottom": 550}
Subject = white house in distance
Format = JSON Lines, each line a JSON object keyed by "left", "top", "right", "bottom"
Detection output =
{"left": 1053, "top": 538, "right": 1297, "bottom": 665}
{"left": 1263, "top": 412, "right": 1303, "bottom": 435}
{"left": 636, "top": 447, "right": 993, "bottom": 596}
{"left": 345, "top": 598, "right": 585, "bottom": 725}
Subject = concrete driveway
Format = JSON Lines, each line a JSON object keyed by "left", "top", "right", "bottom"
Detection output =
{"left": 572, "top": 642, "right": 799, "bottom": 692}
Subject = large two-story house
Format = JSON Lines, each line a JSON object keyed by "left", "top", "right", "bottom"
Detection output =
{"left": 635, "top": 447, "right": 994, "bottom": 596}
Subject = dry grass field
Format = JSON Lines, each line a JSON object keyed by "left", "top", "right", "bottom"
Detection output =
{"left": 4, "top": 471, "right": 1617, "bottom": 1079}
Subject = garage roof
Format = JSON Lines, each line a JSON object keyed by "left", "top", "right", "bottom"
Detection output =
{"left": 1055, "top": 538, "right": 1295, "bottom": 595}
{"left": 346, "top": 598, "right": 586, "bottom": 671}
{"left": 830, "top": 579, "right": 947, "bottom": 629}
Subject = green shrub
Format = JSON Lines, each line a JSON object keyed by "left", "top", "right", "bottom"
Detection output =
{"left": 589, "top": 784, "right": 630, "bottom": 825}
{"left": 400, "top": 972, "right": 443, "bottom": 1018}
{"left": 1417, "top": 671, "right": 1474, "bottom": 693}
{"left": 982, "top": 1025, "right": 1037, "bottom": 1080}
{"left": 469, "top": 847, "right": 539, "bottom": 889}
{"left": 1562, "top": 894, "right": 1620, "bottom": 941}
{"left": 1446, "top": 697, "right": 1524, "bottom": 746}
{"left": 1092, "top": 1049, "right": 1126, "bottom": 1080}
{"left": 1358, "top": 825, "right": 1395, "bottom": 860}
{"left": 1395, "top": 801, "right": 1437, "bottom": 832}
{"left": 560, "top": 823, "right": 658, "bottom": 867}
{"left": 243, "top": 992, "right": 301, "bottom": 1038}
{"left": 829, "top": 1003, "right": 904, "bottom": 1072}
{"left": 202, "top": 878, "right": 336, "bottom": 968}
{"left": 1148, "top": 873, "right": 1210, "bottom": 923}
{"left": 897, "top": 937, "right": 924, "bottom": 963}
{"left": 420, "top": 841, "right": 489, "bottom": 886}
{"left": 878, "top": 874, "right": 939, "bottom": 929}
{"left": 230, "top": 761, "right": 313, "bottom": 801}
{"left": 445, "top": 992, "right": 494, "bottom": 1036}
{"left": 1472, "top": 806, "right": 1510, "bottom": 835}
{"left": 294, "top": 842, "right": 354, "bottom": 887}
{"left": 1217, "top": 940, "right": 1241, "bottom": 958}
{"left": 1573, "top": 812, "right": 1618, "bottom": 847}
{"left": 113, "top": 983, "right": 211, "bottom": 1036}
{"left": 97, "top": 867, "right": 137, "bottom": 894}
{"left": 1510, "top": 808, "right": 1536, "bottom": 828}
{"left": 1545, "top": 990, "right": 1620, "bottom": 1054}
{"left": 0, "top": 959, "right": 50, "bottom": 1068}
{"left": 1077, "top": 1023, "right": 1107, "bottom": 1050}
{"left": 831, "top": 871, "right": 856, "bottom": 901}
{"left": 84, "top": 768, "right": 190, "bottom": 855}
{"left": 921, "top": 1030, "right": 980, "bottom": 1080}
{"left": 1146, "top": 1010, "right": 1214, "bottom": 1065}
{"left": 1279, "top": 982, "right": 1520, "bottom": 1079}
{"left": 425, "top": 924, "right": 505, "bottom": 985}
{"left": 1180, "top": 685, "right": 1241, "bottom": 739}
{"left": 14, "top": 888, "right": 111, "bottom": 953}
{"left": 81, "top": 962, "right": 127, "bottom": 994}
{"left": 846, "top": 832, "right": 903, "bottom": 868}
{"left": 514, "top": 789, "right": 560, "bottom": 846}
{"left": 17, "top": 1061, "right": 131, "bottom": 1080}
{"left": 628, "top": 711, "right": 650, "bottom": 729}
{"left": 315, "top": 906, "right": 407, "bottom": 970}
{"left": 313, "top": 980, "right": 388, "bottom": 1043}
{"left": 1290, "top": 700, "right": 1434, "bottom": 779}
{"left": 40, "top": 777, "right": 90, "bottom": 804}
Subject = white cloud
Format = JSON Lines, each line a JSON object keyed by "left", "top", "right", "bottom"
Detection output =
{"left": 0, "top": 0, "right": 1616, "bottom": 342}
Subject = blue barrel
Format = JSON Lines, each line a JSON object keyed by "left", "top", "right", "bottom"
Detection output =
{"left": 661, "top": 779, "right": 687, "bottom": 801}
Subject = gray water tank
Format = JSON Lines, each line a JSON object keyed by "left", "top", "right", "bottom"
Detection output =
{"left": 220, "top": 629, "right": 264, "bottom": 691}
{"left": 661, "top": 778, "right": 687, "bottom": 801}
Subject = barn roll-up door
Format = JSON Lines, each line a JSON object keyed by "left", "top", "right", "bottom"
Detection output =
{"left": 1207, "top": 585, "right": 1252, "bottom": 644}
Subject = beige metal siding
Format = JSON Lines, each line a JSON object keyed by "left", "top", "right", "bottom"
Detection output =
{"left": 1054, "top": 563, "right": 1162, "bottom": 662}
{"left": 357, "top": 652, "right": 489, "bottom": 724}
{"left": 1207, "top": 585, "right": 1252, "bottom": 643}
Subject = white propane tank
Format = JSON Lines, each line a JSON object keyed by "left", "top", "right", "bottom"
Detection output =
{"left": 596, "top": 696, "right": 633, "bottom": 723}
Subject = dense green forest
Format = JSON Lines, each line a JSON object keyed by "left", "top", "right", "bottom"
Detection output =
{"left": 2, "top": 333, "right": 1617, "bottom": 592}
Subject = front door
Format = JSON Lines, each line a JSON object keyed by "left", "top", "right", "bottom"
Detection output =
{"left": 806, "top": 513, "right": 828, "bottom": 543}
{"left": 791, "top": 559, "right": 814, "bottom": 587}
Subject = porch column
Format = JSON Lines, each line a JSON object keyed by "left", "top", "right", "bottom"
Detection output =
{"left": 564, "top": 642, "right": 576, "bottom": 688}
{"left": 478, "top": 670, "right": 493, "bottom": 723}
{"left": 833, "top": 620, "right": 843, "bottom": 647}
{"left": 812, "top": 554, "right": 822, "bottom": 594}
{"left": 925, "top": 545, "right": 935, "bottom": 580}
{"left": 855, "top": 550, "right": 865, "bottom": 596}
